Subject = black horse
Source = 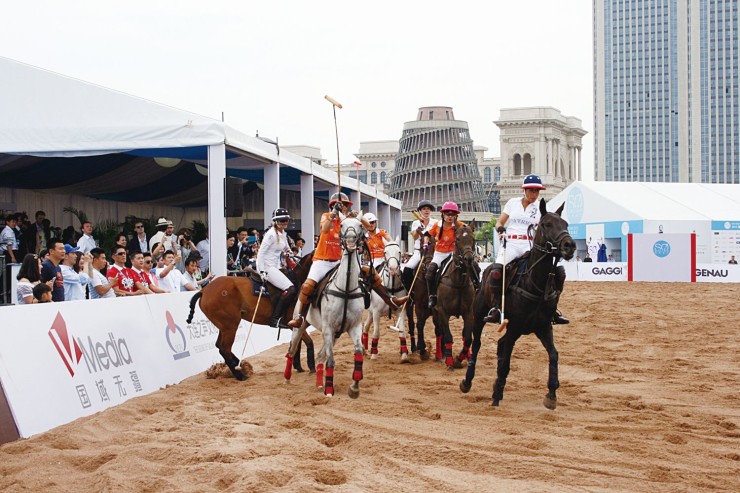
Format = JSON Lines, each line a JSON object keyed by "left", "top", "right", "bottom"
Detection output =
{"left": 405, "top": 237, "right": 436, "bottom": 359}
{"left": 460, "top": 199, "right": 575, "bottom": 409}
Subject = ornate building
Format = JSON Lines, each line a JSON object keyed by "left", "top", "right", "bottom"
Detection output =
{"left": 388, "top": 106, "right": 489, "bottom": 221}
{"left": 353, "top": 140, "right": 398, "bottom": 194}
{"left": 494, "top": 107, "right": 586, "bottom": 206}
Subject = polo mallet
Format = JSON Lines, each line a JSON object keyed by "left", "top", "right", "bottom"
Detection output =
{"left": 325, "top": 95, "right": 343, "bottom": 192}
{"left": 498, "top": 232, "right": 509, "bottom": 332}
{"left": 241, "top": 285, "right": 265, "bottom": 357}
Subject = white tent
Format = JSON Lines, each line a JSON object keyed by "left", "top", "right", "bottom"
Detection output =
{"left": 548, "top": 182, "right": 740, "bottom": 263}
{"left": 0, "top": 57, "right": 402, "bottom": 273}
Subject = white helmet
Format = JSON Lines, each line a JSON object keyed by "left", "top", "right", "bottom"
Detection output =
{"left": 363, "top": 212, "right": 377, "bottom": 223}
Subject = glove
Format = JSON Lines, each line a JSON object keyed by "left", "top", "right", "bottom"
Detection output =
{"left": 333, "top": 202, "right": 343, "bottom": 212}
{"left": 495, "top": 225, "right": 506, "bottom": 234}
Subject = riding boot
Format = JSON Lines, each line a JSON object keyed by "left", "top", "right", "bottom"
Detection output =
{"left": 401, "top": 267, "right": 415, "bottom": 292}
{"left": 552, "top": 265, "right": 570, "bottom": 325}
{"left": 270, "top": 287, "right": 296, "bottom": 329}
{"left": 361, "top": 265, "right": 408, "bottom": 309}
{"left": 470, "top": 262, "right": 481, "bottom": 291}
{"left": 483, "top": 263, "right": 504, "bottom": 323}
{"left": 288, "top": 279, "right": 317, "bottom": 328}
{"left": 426, "top": 262, "right": 439, "bottom": 308}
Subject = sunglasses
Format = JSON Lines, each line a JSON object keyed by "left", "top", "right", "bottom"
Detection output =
{"left": 114, "top": 252, "right": 126, "bottom": 256}
{"left": 443, "top": 211, "right": 457, "bottom": 216}
{"left": 144, "top": 260, "right": 152, "bottom": 264}
{"left": 135, "top": 225, "right": 144, "bottom": 229}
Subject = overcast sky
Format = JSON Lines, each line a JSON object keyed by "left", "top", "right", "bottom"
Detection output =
{"left": 2, "top": 0, "right": 594, "bottom": 179}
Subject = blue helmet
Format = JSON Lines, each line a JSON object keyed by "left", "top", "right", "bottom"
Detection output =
{"left": 521, "top": 174, "right": 546, "bottom": 190}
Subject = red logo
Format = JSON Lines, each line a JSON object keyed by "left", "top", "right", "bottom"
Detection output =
{"left": 48, "top": 312, "right": 83, "bottom": 377}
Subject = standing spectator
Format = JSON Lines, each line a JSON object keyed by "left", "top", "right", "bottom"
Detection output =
{"left": 196, "top": 232, "right": 210, "bottom": 273}
{"left": 141, "top": 251, "right": 167, "bottom": 293}
{"left": 149, "top": 218, "right": 176, "bottom": 252}
{"left": 16, "top": 253, "right": 42, "bottom": 304}
{"left": 13, "top": 212, "right": 29, "bottom": 258}
{"left": 175, "top": 228, "right": 197, "bottom": 272}
{"left": 27, "top": 210, "right": 50, "bottom": 255}
{"left": 127, "top": 221, "right": 150, "bottom": 257}
{"left": 60, "top": 246, "right": 91, "bottom": 301}
{"left": 583, "top": 253, "right": 593, "bottom": 263}
{"left": 156, "top": 250, "right": 194, "bottom": 292}
{"left": 226, "top": 234, "right": 239, "bottom": 273}
{"left": 41, "top": 239, "right": 66, "bottom": 302}
{"left": 128, "top": 252, "right": 154, "bottom": 295}
{"left": 183, "top": 256, "right": 213, "bottom": 290}
{"left": 87, "top": 248, "right": 117, "bottom": 299}
{"left": 107, "top": 247, "right": 137, "bottom": 297}
{"left": 295, "top": 237, "right": 306, "bottom": 257}
{"left": 729, "top": 255, "right": 738, "bottom": 265}
{"left": 233, "top": 227, "right": 252, "bottom": 269}
{"left": 114, "top": 233, "right": 132, "bottom": 267}
{"left": 76, "top": 221, "right": 96, "bottom": 254}
{"left": 1, "top": 214, "right": 19, "bottom": 302}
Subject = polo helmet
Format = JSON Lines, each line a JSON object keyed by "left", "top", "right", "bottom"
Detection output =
{"left": 329, "top": 192, "right": 353, "bottom": 207}
{"left": 272, "top": 208, "right": 291, "bottom": 222}
{"left": 417, "top": 199, "right": 435, "bottom": 211}
{"left": 521, "top": 174, "right": 546, "bottom": 190}
{"left": 440, "top": 201, "right": 461, "bottom": 214}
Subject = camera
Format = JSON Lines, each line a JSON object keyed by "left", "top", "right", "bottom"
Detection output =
{"left": 184, "top": 233, "right": 191, "bottom": 242}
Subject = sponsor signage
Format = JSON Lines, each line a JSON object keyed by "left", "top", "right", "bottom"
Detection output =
{"left": 577, "top": 263, "right": 627, "bottom": 281}
{"left": 695, "top": 263, "right": 740, "bottom": 283}
{"left": 628, "top": 233, "right": 696, "bottom": 282}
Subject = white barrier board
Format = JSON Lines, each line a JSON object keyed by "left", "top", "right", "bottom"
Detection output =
{"left": 628, "top": 233, "right": 696, "bottom": 282}
{"left": 695, "top": 263, "right": 740, "bottom": 283}
{"left": 0, "top": 292, "right": 292, "bottom": 439}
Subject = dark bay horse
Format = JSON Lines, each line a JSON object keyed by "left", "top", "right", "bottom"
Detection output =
{"left": 460, "top": 199, "right": 575, "bottom": 409}
{"left": 434, "top": 223, "right": 478, "bottom": 370}
{"left": 186, "top": 253, "right": 315, "bottom": 381}
{"left": 405, "top": 237, "right": 435, "bottom": 360}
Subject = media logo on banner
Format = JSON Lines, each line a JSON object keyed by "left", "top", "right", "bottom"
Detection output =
{"left": 164, "top": 310, "right": 190, "bottom": 360}
{"left": 566, "top": 187, "right": 584, "bottom": 224}
{"left": 48, "top": 312, "right": 83, "bottom": 377}
{"left": 653, "top": 240, "right": 671, "bottom": 258}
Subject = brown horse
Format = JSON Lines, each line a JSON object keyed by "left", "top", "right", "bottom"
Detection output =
{"left": 433, "top": 223, "right": 478, "bottom": 370}
{"left": 405, "top": 236, "right": 436, "bottom": 360}
{"left": 186, "top": 253, "right": 314, "bottom": 381}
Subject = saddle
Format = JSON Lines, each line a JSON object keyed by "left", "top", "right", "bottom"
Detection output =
{"left": 313, "top": 264, "right": 371, "bottom": 310}
{"left": 505, "top": 252, "right": 559, "bottom": 306}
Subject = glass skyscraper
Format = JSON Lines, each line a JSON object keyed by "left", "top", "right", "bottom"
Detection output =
{"left": 594, "top": 0, "right": 739, "bottom": 183}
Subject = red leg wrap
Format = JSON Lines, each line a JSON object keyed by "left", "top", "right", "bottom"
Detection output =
{"left": 400, "top": 337, "right": 408, "bottom": 354}
{"left": 444, "top": 342, "right": 453, "bottom": 367}
{"left": 316, "top": 363, "right": 324, "bottom": 387}
{"left": 361, "top": 332, "right": 368, "bottom": 350}
{"left": 353, "top": 352, "right": 363, "bottom": 382}
{"left": 325, "top": 367, "right": 334, "bottom": 396}
{"left": 458, "top": 344, "right": 471, "bottom": 361}
{"left": 284, "top": 353, "right": 294, "bottom": 381}
{"left": 371, "top": 338, "right": 379, "bottom": 355}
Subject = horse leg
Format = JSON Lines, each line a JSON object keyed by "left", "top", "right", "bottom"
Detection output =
{"left": 214, "top": 322, "right": 246, "bottom": 381}
{"left": 321, "top": 328, "right": 335, "bottom": 396}
{"left": 301, "top": 330, "right": 316, "bottom": 373}
{"left": 370, "top": 305, "right": 381, "bottom": 360}
{"left": 395, "top": 306, "right": 410, "bottom": 362}
{"left": 536, "top": 326, "right": 560, "bottom": 410}
{"left": 460, "top": 320, "right": 483, "bottom": 393}
{"left": 433, "top": 312, "right": 444, "bottom": 362}
{"left": 348, "top": 325, "right": 364, "bottom": 399}
{"left": 292, "top": 338, "right": 305, "bottom": 373}
{"left": 284, "top": 324, "right": 306, "bottom": 382}
{"left": 315, "top": 336, "right": 327, "bottom": 390}
{"left": 440, "top": 315, "right": 455, "bottom": 371}
{"left": 406, "top": 300, "right": 417, "bottom": 353}
{"left": 361, "top": 310, "right": 371, "bottom": 352}
{"left": 492, "top": 331, "right": 520, "bottom": 406}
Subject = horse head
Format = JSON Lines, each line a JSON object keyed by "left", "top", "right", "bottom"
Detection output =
{"left": 454, "top": 223, "right": 477, "bottom": 268}
{"left": 383, "top": 237, "right": 402, "bottom": 277}
{"left": 536, "top": 200, "right": 576, "bottom": 260}
{"left": 340, "top": 217, "right": 363, "bottom": 252}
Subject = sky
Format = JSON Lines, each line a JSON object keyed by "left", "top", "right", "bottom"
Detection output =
{"left": 1, "top": 0, "right": 594, "bottom": 179}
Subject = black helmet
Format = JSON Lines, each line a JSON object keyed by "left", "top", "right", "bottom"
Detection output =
{"left": 329, "top": 192, "right": 353, "bottom": 207}
{"left": 417, "top": 199, "right": 435, "bottom": 211}
{"left": 272, "top": 208, "right": 290, "bottom": 221}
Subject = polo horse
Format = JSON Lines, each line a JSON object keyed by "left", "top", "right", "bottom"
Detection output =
{"left": 362, "top": 239, "right": 411, "bottom": 361}
{"left": 405, "top": 236, "right": 435, "bottom": 360}
{"left": 186, "top": 253, "right": 315, "bottom": 381}
{"left": 434, "top": 223, "right": 479, "bottom": 370}
{"left": 460, "top": 199, "right": 575, "bottom": 409}
{"left": 284, "top": 217, "right": 367, "bottom": 398}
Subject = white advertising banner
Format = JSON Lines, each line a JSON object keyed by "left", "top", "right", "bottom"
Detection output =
{"left": 578, "top": 262, "right": 627, "bottom": 281}
{"left": 0, "top": 292, "right": 290, "bottom": 439}
{"left": 695, "top": 263, "right": 740, "bottom": 283}
{"left": 628, "top": 233, "right": 696, "bottom": 282}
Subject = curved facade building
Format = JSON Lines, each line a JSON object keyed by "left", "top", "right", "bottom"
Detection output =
{"left": 389, "top": 106, "right": 489, "bottom": 214}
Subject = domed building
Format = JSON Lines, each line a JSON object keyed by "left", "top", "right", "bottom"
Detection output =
{"left": 388, "top": 106, "right": 490, "bottom": 221}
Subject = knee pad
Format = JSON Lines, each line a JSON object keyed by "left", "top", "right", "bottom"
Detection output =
{"left": 425, "top": 263, "right": 438, "bottom": 281}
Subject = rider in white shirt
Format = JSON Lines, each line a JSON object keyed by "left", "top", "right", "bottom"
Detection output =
{"left": 485, "top": 175, "right": 569, "bottom": 325}
{"left": 257, "top": 208, "right": 296, "bottom": 329}
{"left": 402, "top": 199, "right": 434, "bottom": 291}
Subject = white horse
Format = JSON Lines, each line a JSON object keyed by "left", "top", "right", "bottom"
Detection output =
{"left": 285, "top": 217, "right": 366, "bottom": 398}
{"left": 362, "top": 239, "right": 410, "bottom": 361}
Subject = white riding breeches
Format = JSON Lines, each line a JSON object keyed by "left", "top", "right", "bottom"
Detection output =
{"left": 306, "top": 259, "right": 340, "bottom": 283}
{"left": 405, "top": 250, "right": 421, "bottom": 271}
{"left": 431, "top": 250, "right": 452, "bottom": 266}
{"left": 263, "top": 266, "right": 293, "bottom": 292}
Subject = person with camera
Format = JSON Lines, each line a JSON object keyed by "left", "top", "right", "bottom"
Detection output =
{"left": 175, "top": 228, "right": 197, "bottom": 272}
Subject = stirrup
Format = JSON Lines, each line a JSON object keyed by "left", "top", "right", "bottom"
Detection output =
{"left": 270, "top": 318, "right": 291, "bottom": 329}
{"left": 484, "top": 307, "right": 501, "bottom": 323}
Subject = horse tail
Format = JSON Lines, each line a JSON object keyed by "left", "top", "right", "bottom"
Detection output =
{"left": 186, "top": 291, "right": 203, "bottom": 324}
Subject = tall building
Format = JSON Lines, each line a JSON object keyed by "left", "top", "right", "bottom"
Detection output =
{"left": 354, "top": 140, "right": 398, "bottom": 194}
{"left": 594, "top": 0, "right": 739, "bottom": 183}
{"left": 494, "top": 107, "right": 586, "bottom": 206}
{"left": 388, "top": 106, "right": 489, "bottom": 219}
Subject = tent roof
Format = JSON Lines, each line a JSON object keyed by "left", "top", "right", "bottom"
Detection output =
{"left": 548, "top": 181, "right": 740, "bottom": 224}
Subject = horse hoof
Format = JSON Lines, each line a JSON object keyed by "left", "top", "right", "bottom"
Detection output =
{"left": 543, "top": 395, "right": 557, "bottom": 410}
{"left": 233, "top": 370, "right": 246, "bottom": 381}
{"left": 295, "top": 367, "right": 305, "bottom": 373}
{"left": 420, "top": 350, "right": 430, "bottom": 361}
{"left": 460, "top": 379, "right": 471, "bottom": 393}
{"left": 370, "top": 354, "right": 378, "bottom": 360}
{"left": 492, "top": 399, "right": 500, "bottom": 407}
{"left": 284, "top": 379, "right": 291, "bottom": 384}
{"left": 446, "top": 365, "right": 455, "bottom": 372}
{"left": 452, "top": 357, "right": 465, "bottom": 369}
{"left": 348, "top": 385, "right": 360, "bottom": 399}
{"left": 400, "top": 353, "right": 409, "bottom": 360}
